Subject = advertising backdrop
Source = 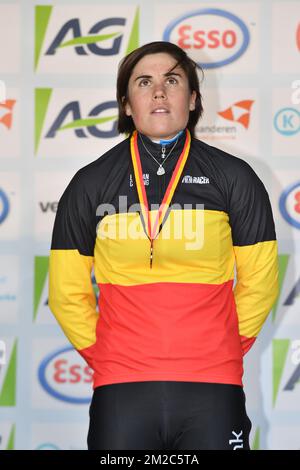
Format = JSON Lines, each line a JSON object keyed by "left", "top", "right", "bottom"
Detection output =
{"left": 0, "top": 0, "right": 300, "bottom": 450}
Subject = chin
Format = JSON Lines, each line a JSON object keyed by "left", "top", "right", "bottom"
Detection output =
{"left": 146, "top": 128, "right": 180, "bottom": 140}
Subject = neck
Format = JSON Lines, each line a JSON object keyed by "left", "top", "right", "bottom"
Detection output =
{"left": 146, "top": 129, "right": 184, "bottom": 145}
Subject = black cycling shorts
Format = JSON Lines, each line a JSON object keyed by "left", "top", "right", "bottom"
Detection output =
{"left": 87, "top": 381, "right": 252, "bottom": 450}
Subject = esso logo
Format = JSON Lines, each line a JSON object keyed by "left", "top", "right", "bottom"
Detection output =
{"left": 279, "top": 182, "right": 300, "bottom": 230}
{"left": 163, "top": 8, "right": 250, "bottom": 68}
{"left": 38, "top": 346, "right": 93, "bottom": 404}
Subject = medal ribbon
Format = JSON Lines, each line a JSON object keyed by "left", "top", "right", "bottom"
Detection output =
{"left": 130, "top": 128, "right": 191, "bottom": 268}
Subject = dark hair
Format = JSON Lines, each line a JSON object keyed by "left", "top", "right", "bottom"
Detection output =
{"left": 116, "top": 41, "right": 204, "bottom": 138}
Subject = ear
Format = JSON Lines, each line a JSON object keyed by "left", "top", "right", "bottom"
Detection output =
{"left": 189, "top": 91, "right": 197, "bottom": 111}
{"left": 122, "top": 97, "right": 132, "bottom": 117}
{"left": 125, "top": 103, "right": 132, "bottom": 116}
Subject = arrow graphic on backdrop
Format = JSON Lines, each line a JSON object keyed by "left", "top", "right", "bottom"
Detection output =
{"left": 218, "top": 99, "right": 254, "bottom": 129}
{"left": 0, "top": 100, "right": 16, "bottom": 129}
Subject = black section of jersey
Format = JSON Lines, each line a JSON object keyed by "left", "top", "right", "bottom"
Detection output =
{"left": 50, "top": 130, "right": 277, "bottom": 256}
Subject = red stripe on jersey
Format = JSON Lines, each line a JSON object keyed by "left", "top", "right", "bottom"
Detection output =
{"left": 80, "top": 280, "right": 245, "bottom": 388}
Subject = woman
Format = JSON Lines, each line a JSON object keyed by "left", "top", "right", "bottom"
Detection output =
{"left": 48, "top": 41, "right": 279, "bottom": 450}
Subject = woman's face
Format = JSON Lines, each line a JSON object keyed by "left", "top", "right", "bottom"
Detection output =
{"left": 124, "top": 52, "right": 196, "bottom": 141}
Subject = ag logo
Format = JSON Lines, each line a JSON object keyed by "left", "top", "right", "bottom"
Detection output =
{"left": 35, "top": 88, "right": 120, "bottom": 156}
{"left": 35, "top": 5, "right": 139, "bottom": 72}
{"left": 273, "top": 339, "right": 300, "bottom": 407}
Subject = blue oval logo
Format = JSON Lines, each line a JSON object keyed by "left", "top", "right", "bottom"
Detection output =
{"left": 274, "top": 107, "right": 300, "bottom": 136}
{"left": 38, "top": 346, "right": 93, "bottom": 404}
{"left": 279, "top": 181, "right": 300, "bottom": 230}
{"left": 163, "top": 8, "right": 250, "bottom": 69}
{"left": 0, "top": 189, "right": 9, "bottom": 224}
{"left": 36, "top": 442, "right": 60, "bottom": 450}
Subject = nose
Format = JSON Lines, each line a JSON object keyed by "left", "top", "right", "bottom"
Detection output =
{"left": 152, "top": 82, "right": 166, "bottom": 100}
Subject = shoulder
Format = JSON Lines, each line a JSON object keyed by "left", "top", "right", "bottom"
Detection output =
{"left": 75, "top": 136, "right": 130, "bottom": 183}
{"left": 191, "top": 137, "right": 263, "bottom": 186}
{"left": 63, "top": 136, "right": 131, "bottom": 197}
{"left": 191, "top": 137, "right": 255, "bottom": 173}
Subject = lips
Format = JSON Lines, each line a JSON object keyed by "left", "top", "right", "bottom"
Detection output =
{"left": 151, "top": 107, "right": 170, "bottom": 114}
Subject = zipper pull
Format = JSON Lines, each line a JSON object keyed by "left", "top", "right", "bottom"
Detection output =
{"left": 161, "top": 145, "right": 166, "bottom": 159}
{"left": 150, "top": 239, "right": 153, "bottom": 269}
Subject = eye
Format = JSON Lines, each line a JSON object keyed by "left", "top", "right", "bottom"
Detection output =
{"left": 166, "top": 76, "right": 178, "bottom": 85}
{"left": 139, "top": 79, "right": 151, "bottom": 87}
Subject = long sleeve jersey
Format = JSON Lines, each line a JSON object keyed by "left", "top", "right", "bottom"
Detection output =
{"left": 48, "top": 128, "right": 279, "bottom": 389}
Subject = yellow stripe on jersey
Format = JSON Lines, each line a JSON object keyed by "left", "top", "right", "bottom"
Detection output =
{"left": 48, "top": 249, "right": 98, "bottom": 350}
{"left": 94, "top": 209, "right": 236, "bottom": 285}
{"left": 233, "top": 240, "right": 279, "bottom": 339}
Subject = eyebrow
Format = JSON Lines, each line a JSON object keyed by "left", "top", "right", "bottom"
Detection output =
{"left": 134, "top": 71, "right": 182, "bottom": 82}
